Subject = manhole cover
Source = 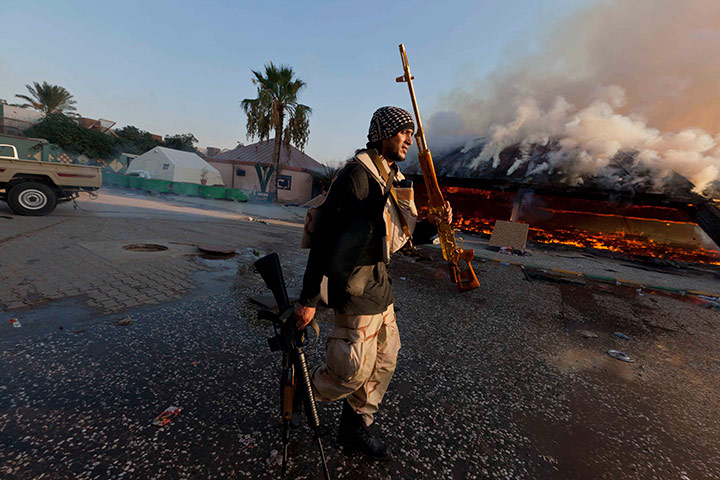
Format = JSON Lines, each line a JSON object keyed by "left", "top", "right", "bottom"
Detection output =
{"left": 122, "top": 244, "right": 169, "bottom": 252}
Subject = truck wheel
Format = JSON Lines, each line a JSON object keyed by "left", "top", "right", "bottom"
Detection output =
{"left": 7, "top": 181, "right": 58, "bottom": 216}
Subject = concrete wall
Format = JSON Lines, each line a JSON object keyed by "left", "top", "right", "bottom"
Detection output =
{"left": 206, "top": 159, "right": 315, "bottom": 203}
{"left": 277, "top": 169, "right": 313, "bottom": 204}
{"left": 214, "top": 162, "right": 235, "bottom": 188}
{"left": 0, "top": 105, "right": 43, "bottom": 136}
{"left": 1, "top": 105, "right": 43, "bottom": 123}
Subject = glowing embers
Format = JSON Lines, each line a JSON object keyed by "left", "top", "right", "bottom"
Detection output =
{"left": 415, "top": 185, "right": 720, "bottom": 265}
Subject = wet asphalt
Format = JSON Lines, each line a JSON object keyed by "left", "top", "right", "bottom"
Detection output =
{"left": 1, "top": 243, "right": 719, "bottom": 479}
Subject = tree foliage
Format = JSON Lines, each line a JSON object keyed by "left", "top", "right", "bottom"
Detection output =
{"left": 25, "top": 116, "right": 200, "bottom": 160}
{"left": 241, "top": 62, "right": 311, "bottom": 201}
{"left": 15, "top": 82, "right": 78, "bottom": 116}
{"left": 115, "top": 126, "right": 162, "bottom": 154}
{"left": 25, "top": 113, "right": 116, "bottom": 159}
{"left": 163, "top": 133, "right": 198, "bottom": 152}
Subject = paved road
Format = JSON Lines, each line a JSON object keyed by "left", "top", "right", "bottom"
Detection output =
{"left": 0, "top": 189, "right": 301, "bottom": 318}
{"left": 1, "top": 190, "right": 719, "bottom": 479}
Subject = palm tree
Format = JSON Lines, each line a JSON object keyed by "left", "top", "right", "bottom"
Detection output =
{"left": 241, "top": 63, "right": 311, "bottom": 202}
{"left": 15, "top": 81, "right": 78, "bottom": 116}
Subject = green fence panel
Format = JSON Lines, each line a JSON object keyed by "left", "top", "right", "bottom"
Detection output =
{"left": 199, "top": 185, "right": 225, "bottom": 199}
{"left": 129, "top": 177, "right": 145, "bottom": 189}
{"left": 102, "top": 172, "right": 118, "bottom": 186}
{"left": 119, "top": 175, "right": 131, "bottom": 187}
{"left": 172, "top": 182, "right": 200, "bottom": 196}
{"left": 224, "top": 188, "right": 248, "bottom": 202}
{"left": 143, "top": 179, "right": 172, "bottom": 193}
{"left": 157, "top": 180, "right": 173, "bottom": 193}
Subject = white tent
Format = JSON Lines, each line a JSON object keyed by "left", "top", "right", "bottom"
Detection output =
{"left": 127, "top": 147, "right": 225, "bottom": 186}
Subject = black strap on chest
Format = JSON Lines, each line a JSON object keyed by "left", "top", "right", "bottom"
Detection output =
{"left": 367, "top": 153, "right": 410, "bottom": 237}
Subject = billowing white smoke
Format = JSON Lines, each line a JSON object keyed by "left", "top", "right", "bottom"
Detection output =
{"left": 430, "top": 0, "right": 720, "bottom": 196}
{"left": 474, "top": 88, "right": 720, "bottom": 193}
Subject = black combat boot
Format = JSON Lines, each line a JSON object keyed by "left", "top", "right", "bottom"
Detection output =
{"left": 337, "top": 400, "right": 391, "bottom": 461}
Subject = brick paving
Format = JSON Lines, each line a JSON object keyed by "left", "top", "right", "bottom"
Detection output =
{"left": 0, "top": 194, "right": 303, "bottom": 315}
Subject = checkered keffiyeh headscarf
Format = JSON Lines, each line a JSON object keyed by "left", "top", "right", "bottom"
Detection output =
{"left": 367, "top": 106, "right": 414, "bottom": 143}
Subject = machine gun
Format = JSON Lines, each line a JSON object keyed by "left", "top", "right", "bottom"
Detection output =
{"left": 396, "top": 44, "right": 480, "bottom": 292}
{"left": 254, "top": 253, "right": 331, "bottom": 480}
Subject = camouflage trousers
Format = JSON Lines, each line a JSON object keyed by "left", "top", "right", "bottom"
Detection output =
{"left": 311, "top": 304, "right": 400, "bottom": 426}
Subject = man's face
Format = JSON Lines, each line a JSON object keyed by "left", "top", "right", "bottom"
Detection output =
{"left": 381, "top": 128, "right": 413, "bottom": 163}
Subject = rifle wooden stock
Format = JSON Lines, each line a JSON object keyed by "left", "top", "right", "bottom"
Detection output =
{"left": 397, "top": 44, "right": 479, "bottom": 292}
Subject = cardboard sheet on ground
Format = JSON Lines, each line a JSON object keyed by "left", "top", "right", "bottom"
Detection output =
{"left": 489, "top": 220, "right": 530, "bottom": 250}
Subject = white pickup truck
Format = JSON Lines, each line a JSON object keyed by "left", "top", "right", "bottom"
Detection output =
{"left": 0, "top": 144, "right": 102, "bottom": 215}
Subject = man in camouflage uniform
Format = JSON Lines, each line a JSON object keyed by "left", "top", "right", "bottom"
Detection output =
{"left": 294, "top": 107, "right": 450, "bottom": 460}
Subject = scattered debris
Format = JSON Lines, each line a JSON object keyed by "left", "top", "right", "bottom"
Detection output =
{"left": 399, "top": 276, "right": 407, "bottom": 281}
{"left": 614, "top": 332, "right": 631, "bottom": 341}
{"left": 607, "top": 350, "right": 634, "bottom": 363}
{"left": 252, "top": 248, "right": 260, "bottom": 257}
{"left": 520, "top": 265, "right": 532, "bottom": 282}
{"left": 696, "top": 295, "right": 720, "bottom": 310}
{"left": 9, "top": 318, "right": 22, "bottom": 328}
{"left": 539, "top": 454, "right": 558, "bottom": 465}
{"left": 267, "top": 449, "right": 283, "bottom": 466}
{"left": 636, "top": 288, "right": 644, "bottom": 297}
{"left": 152, "top": 406, "right": 182, "bottom": 427}
{"left": 116, "top": 317, "right": 133, "bottom": 326}
{"left": 577, "top": 330, "right": 598, "bottom": 338}
{"left": 238, "top": 433, "right": 255, "bottom": 448}
{"left": 500, "top": 261, "right": 510, "bottom": 267}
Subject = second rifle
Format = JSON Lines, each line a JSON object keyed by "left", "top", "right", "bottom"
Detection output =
{"left": 396, "top": 43, "right": 480, "bottom": 292}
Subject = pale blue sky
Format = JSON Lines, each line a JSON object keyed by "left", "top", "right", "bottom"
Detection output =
{"left": 1, "top": 0, "right": 594, "bottom": 164}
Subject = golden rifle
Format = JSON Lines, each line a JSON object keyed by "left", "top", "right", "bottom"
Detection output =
{"left": 396, "top": 44, "right": 479, "bottom": 292}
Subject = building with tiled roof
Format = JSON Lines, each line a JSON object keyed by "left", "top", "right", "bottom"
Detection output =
{"left": 204, "top": 138, "right": 324, "bottom": 203}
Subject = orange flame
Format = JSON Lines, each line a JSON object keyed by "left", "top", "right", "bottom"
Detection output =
{"left": 416, "top": 186, "right": 720, "bottom": 265}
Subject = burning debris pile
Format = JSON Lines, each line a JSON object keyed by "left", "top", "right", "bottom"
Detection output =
{"left": 412, "top": 185, "right": 720, "bottom": 265}
{"left": 401, "top": 0, "right": 720, "bottom": 264}
{"left": 402, "top": 131, "right": 720, "bottom": 264}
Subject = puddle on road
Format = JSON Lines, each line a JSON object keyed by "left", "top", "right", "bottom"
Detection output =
{"left": 190, "top": 254, "right": 240, "bottom": 296}
{"left": 1, "top": 254, "right": 247, "bottom": 347}
{"left": 0, "top": 297, "right": 96, "bottom": 344}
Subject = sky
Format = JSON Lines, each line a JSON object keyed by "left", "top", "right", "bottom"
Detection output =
{"left": 1, "top": 0, "right": 595, "bottom": 165}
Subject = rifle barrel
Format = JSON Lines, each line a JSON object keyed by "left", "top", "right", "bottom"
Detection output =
{"left": 396, "top": 44, "right": 480, "bottom": 292}
{"left": 399, "top": 44, "right": 428, "bottom": 153}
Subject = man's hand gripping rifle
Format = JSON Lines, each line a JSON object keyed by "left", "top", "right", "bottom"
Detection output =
{"left": 254, "top": 253, "right": 331, "bottom": 480}
{"left": 396, "top": 44, "right": 480, "bottom": 292}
